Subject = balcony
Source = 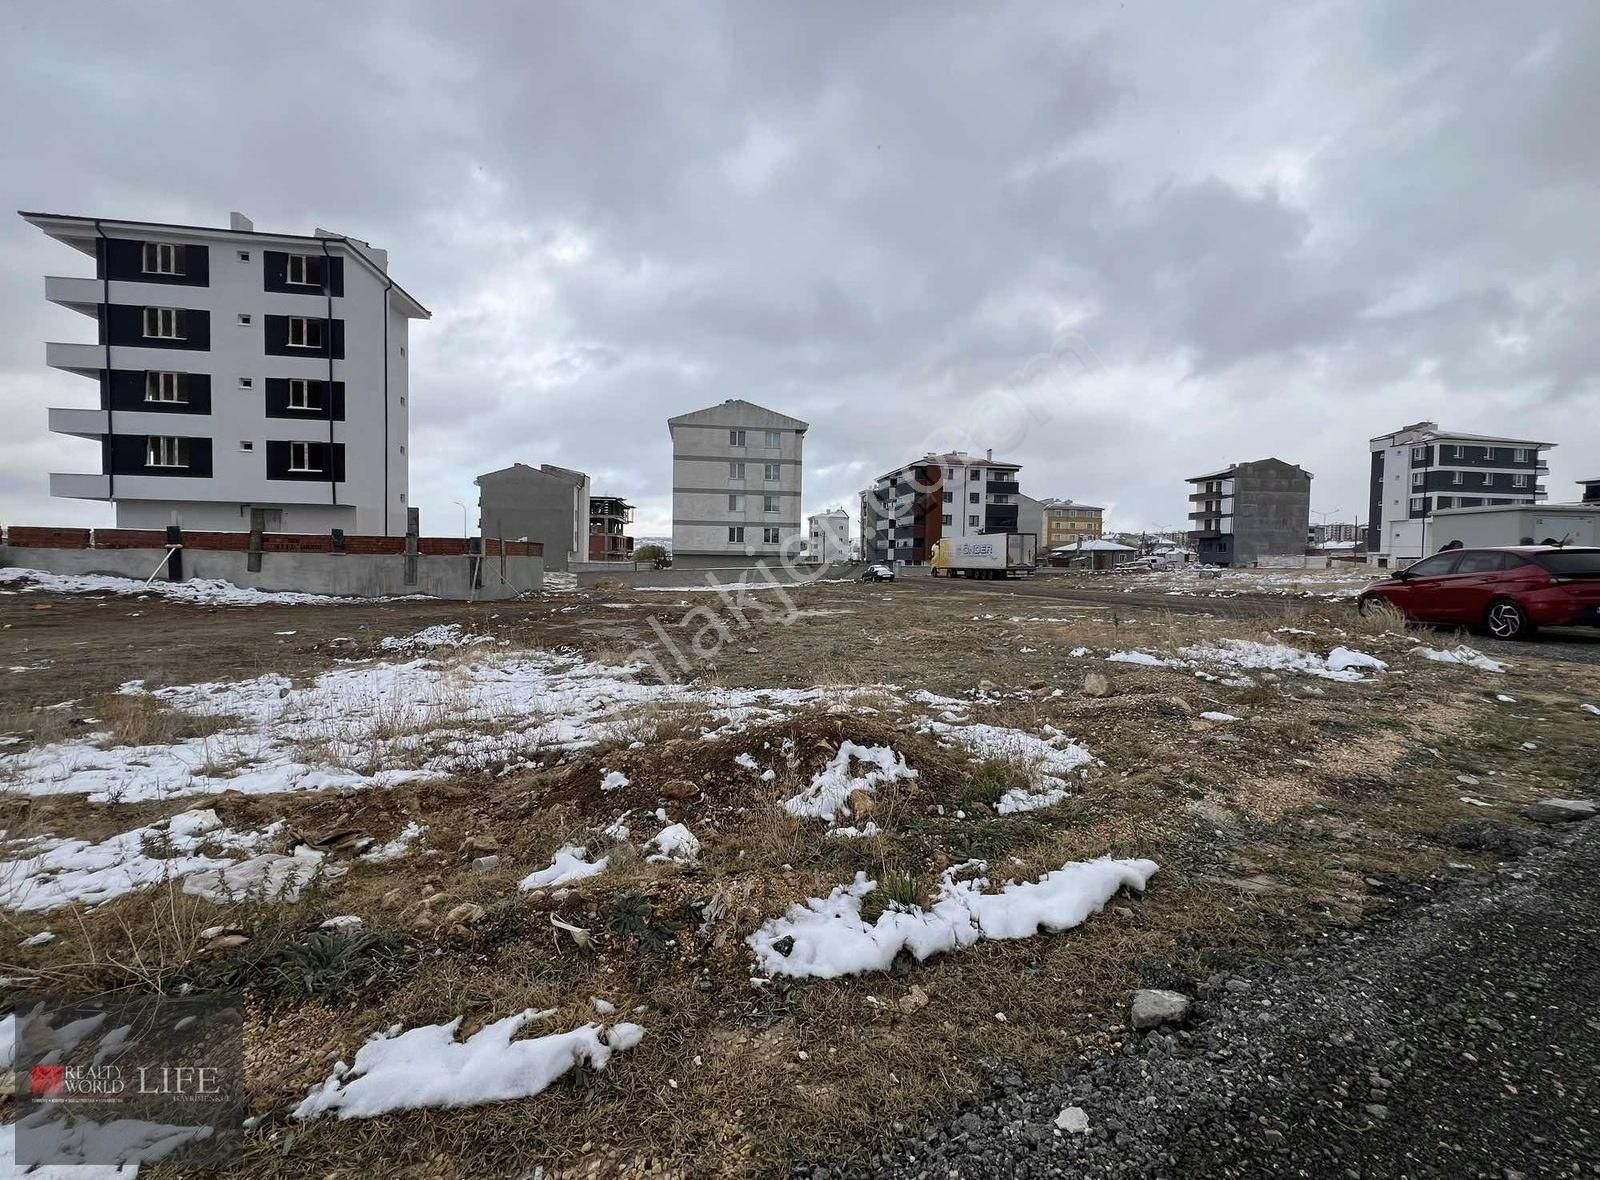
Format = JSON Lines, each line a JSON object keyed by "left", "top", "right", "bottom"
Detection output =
{"left": 48, "top": 407, "right": 108, "bottom": 439}
{"left": 50, "top": 472, "right": 110, "bottom": 500}
{"left": 46, "top": 341, "right": 105, "bottom": 377}
{"left": 986, "top": 480, "right": 1019, "bottom": 495}
{"left": 45, "top": 275, "right": 102, "bottom": 317}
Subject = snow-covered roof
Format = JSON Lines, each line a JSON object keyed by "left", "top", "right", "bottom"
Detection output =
{"left": 1052, "top": 539, "right": 1136, "bottom": 552}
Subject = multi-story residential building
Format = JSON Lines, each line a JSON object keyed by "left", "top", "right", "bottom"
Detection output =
{"left": 24, "top": 210, "right": 427, "bottom": 534}
{"left": 1368, "top": 421, "right": 1553, "bottom": 565}
{"left": 806, "top": 508, "right": 851, "bottom": 563}
{"left": 860, "top": 450, "right": 1022, "bottom": 564}
{"left": 1580, "top": 478, "right": 1600, "bottom": 506}
{"left": 1311, "top": 521, "right": 1362, "bottom": 545}
{"left": 588, "top": 495, "right": 634, "bottom": 562}
{"left": 475, "top": 462, "right": 591, "bottom": 571}
{"left": 1186, "top": 458, "right": 1312, "bottom": 566}
{"left": 668, "top": 399, "right": 807, "bottom": 567}
{"left": 1039, "top": 498, "right": 1104, "bottom": 547}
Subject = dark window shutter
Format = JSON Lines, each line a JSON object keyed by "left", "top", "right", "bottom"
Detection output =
{"left": 328, "top": 257, "right": 345, "bottom": 296}
{"left": 331, "top": 381, "right": 346, "bottom": 421}
{"left": 263, "top": 251, "right": 289, "bottom": 290}
{"left": 330, "top": 318, "right": 345, "bottom": 359}
{"left": 331, "top": 444, "right": 346, "bottom": 482}
{"left": 185, "top": 244, "right": 209, "bottom": 286}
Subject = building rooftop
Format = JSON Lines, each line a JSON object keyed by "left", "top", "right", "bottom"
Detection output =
{"left": 1369, "top": 419, "right": 1554, "bottom": 449}
{"left": 873, "top": 451, "right": 1021, "bottom": 482}
{"left": 19, "top": 210, "right": 430, "bottom": 319}
{"left": 666, "top": 398, "right": 808, "bottom": 430}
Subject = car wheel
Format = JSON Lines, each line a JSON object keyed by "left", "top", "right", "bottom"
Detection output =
{"left": 1484, "top": 598, "right": 1535, "bottom": 640}
{"left": 1357, "top": 594, "right": 1385, "bottom": 617}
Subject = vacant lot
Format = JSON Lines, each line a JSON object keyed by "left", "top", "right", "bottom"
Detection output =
{"left": 3, "top": 571, "right": 1598, "bottom": 1177}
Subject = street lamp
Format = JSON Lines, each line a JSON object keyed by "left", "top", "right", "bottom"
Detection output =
{"left": 452, "top": 500, "right": 470, "bottom": 539}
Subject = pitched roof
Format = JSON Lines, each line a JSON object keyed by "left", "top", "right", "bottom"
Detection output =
{"left": 666, "top": 398, "right": 809, "bottom": 429}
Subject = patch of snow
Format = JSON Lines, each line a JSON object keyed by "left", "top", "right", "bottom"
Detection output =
{"left": 748, "top": 857, "right": 1159, "bottom": 979}
{"left": 733, "top": 752, "right": 761, "bottom": 771}
{"left": 379, "top": 624, "right": 493, "bottom": 652}
{"left": 647, "top": 823, "right": 701, "bottom": 862}
{"left": 0, "top": 1108, "right": 213, "bottom": 1172}
{"left": 519, "top": 845, "right": 608, "bottom": 890}
{"left": 923, "top": 721, "right": 1095, "bottom": 815}
{"left": 182, "top": 848, "right": 345, "bottom": 903}
{"left": 783, "top": 743, "right": 916, "bottom": 822}
{"left": 1179, "top": 639, "right": 1386, "bottom": 683}
{"left": 1582, "top": 703, "right": 1600, "bottom": 716}
{"left": 1105, "top": 651, "right": 1173, "bottom": 667}
{"left": 20, "top": 930, "right": 56, "bottom": 946}
{"left": 1200, "top": 711, "right": 1240, "bottom": 722}
{"left": 292, "top": 1010, "right": 644, "bottom": 1119}
{"left": 1496, "top": 694, "right": 1518, "bottom": 703}
{"left": 1417, "top": 645, "right": 1507, "bottom": 673}
{"left": 320, "top": 915, "right": 364, "bottom": 931}
{"left": 825, "top": 822, "right": 882, "bottom": 839}
{"left": 0, "top": 566, "right": 416, "bottom": 607}
{"left": 0, "top": 810, "right": 282, "bottom": 913}
{"left": 361, "top": 821, "right": 424, "bottom": 863}
{"left": 600, "top": 769, "right": 630, "bottom": 792}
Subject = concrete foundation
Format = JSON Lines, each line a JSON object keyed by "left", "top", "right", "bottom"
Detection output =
{"left": 574, "top": 561, "right": 853, "bottom": 588}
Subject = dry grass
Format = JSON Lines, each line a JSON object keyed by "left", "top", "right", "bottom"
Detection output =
{"left": 5, "top": 581, "right": 1600, "bottom": 1178}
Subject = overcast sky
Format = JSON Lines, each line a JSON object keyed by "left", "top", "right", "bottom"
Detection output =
{"left": 3, "top": 1, "right": 1596, "bottom": 539}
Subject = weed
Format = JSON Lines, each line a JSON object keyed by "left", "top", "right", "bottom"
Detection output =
{"left": 859, "top": 869, "right": 924, "bottom": 923}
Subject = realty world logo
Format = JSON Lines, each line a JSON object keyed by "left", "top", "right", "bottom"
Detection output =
{"left": 29, "top": 1063, "right": 223, "bottom": 1101}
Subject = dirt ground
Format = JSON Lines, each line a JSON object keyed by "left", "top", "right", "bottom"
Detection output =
{"left": 3, "top": 575, "right": 1598, "bottom": 1178}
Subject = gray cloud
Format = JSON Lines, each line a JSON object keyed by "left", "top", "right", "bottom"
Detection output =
{"left": 3, "top": 0, "right": 1596, "bottom": 541}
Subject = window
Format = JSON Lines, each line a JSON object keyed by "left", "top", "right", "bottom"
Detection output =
{"left": 1483, "top": 446, "right": 1494, "bottom": 460}
{"left": 970, "top": 469, "right": 982, "bottom": 481}
{"left": 142, "top": 242, "right": 181, "bottom": 275}
{"left": 1454, "top": 551, "right": 1512, "bottom": 574}
{"left": 992, "top": 494, "right": 1009, "bottom": 504}
{"left": 1406, "top": 552, "right": 1462, "bottom": 577}
{"left": 1410, "top": 472, "right": 1424, "bottom": 489}
{"left": 1482, "top": 471, "right": 1493, "bottom": 485}
{"left": 942, "top": 514, "right": 953, "bottom": 526}
{"left": 1410, "top": 445, "right": 1427, "bottom": 461}
{"left": 145, "top": 372, "right": 185, "bottom": 403}
{"left": 239, "top": 377, "right": 253, "bottom": 389}
{"left": 1452, "top": 470, "right": 1463, "bottom": 485}
{"left": 727, "top": 494, "right": 741, "bottom": 510}
{"left": 728, "top": 462, "right": 745, "bottom": 479}
{"left": 240, "top": 440, "right": 254, "bottom": 452}
{"left": 727, "top": 526, "right": 745, "bottom": 543}
{"left": 967, "top": 514, "right": 980, "bottom": 527}
{"left": 288, "top": 378, "right": 323, "bottom": 410}
{"left": 238, "top": 314, "right": 252, "bottom": 325}
{"left": 942, "top": 490, "right": 953, "bottom": 503}
{"left": 763, "top": 429, "right": 781, "bottom": 448}
{"left": 756, "top": 462, "right": 776, "bottom": 481}
{"left": 287, "top": 317, "right": 324, "bottom": 348}
{"left": 146, "top": 436, "right": 187, "bottom": 467}
{"left": 1409, "top": 496, "right": 1425, "bottom": 513}
{"left": 729, "top": 429, "right": 746, "bottom": 446}
{"left": 762, "top": 527, "right": 780, "bottom": 543}
{"left": 1513, "top": 448, "right": 1530, "bottom": 463}
{"left": 143, "top": 307, "right": 183, "bottom": 339}
{"left": 1436, "top": 496, "right": 1452, "bottom": 509}
{"left": 237, "top": 250, "right": 251, "bottom": 262}
{"left": 288, "top": 441, "right": 321, "bottom": 472}
{"left": 968, "top": 492, "right": 979, "bottom": 504}
{"left": 1512, "top": 474, "right": 1529, "bottom": 488}
{"left": 763, "top": 494, "right": 779, "bottom": 512}
{"left": 286, "top": 254, "right": 323, "bottom": 286}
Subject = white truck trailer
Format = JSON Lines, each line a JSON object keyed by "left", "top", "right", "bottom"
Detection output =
{"left": 930, "top": 532, "right": 1038, "bottom": 578}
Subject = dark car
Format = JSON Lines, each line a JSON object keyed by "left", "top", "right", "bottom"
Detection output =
{"left": 1357, "top": 546, "right": 1600, "bottom": 639}
{"left": 860, "top": 563, "right": 896, "bottom": 582}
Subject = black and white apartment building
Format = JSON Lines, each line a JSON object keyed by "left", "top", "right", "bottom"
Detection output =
{"left": 23, "top": 211, "right": 429, "bottom": 535}
{"left": 1368, "top": 420, "right": 1553, "bottom": 564}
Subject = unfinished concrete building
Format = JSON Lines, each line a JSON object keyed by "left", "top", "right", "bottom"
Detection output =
{"left": 475, "top": 462, "right": 591, "bottom": 572}
{"left": 1185, "top": 458, "right": 1312, "bottom": 567}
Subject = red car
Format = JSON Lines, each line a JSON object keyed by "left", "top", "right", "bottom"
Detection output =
{"left": 1358, "top": 546, "right": 1600, "bottom": 639}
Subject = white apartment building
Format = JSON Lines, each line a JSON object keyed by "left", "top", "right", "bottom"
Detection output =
{"left": 24, "top": 210, "right": 428, "bottom": 535}
{"left": 806, "top": 508, "right": 851, "bottom": 563}
{"left": 668, "top": 399, "right": 808, "bottom": 567}
{"left": 1368, "top": 421, "right": 1553, "bottom": 565}
{"left": 859, "top": 450, "right": 1022, "bottom": 564}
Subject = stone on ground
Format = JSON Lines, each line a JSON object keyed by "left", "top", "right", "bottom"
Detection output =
{"left": 1525, "top": 798, "right": 1598, "bottom": 824}
{"left": 1131, "top": 987, "right": 1191, "bottom": 1030}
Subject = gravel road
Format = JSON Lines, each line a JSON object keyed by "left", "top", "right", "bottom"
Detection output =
{"left": 805, "top": 815, "right": 1600, "bottom": 1179}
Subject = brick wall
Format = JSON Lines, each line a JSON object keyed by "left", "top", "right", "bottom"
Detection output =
{"left": 4, "top": 527, "right": 92, "bottom": 548}
{"left": 93, "top": 529, "right": 170, "bottom": 549}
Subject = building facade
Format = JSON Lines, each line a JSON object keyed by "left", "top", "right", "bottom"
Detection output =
{"left": 475, "top": 462, "right": 591, "bottom": 571}
{"left": 1039, "top": 498, "right": 1104, "bottom": 547}
{"left": 24, "top": 210, "right": 427, "bottom": 535}
{"left": 806, "top": 508, "right": 851, "bottom": 563}
{"left": 1368, "top": 421, "right": 1553, "bottom": 565}
{"left": 588, "top": 496, "right": 634, "bottom": 561}
{"left": 860, "top": 450, "right": 1022, "bottom": 564}
{"left": 1310, "top": 521, "right": 1362, "bottom": 545}
{"left": 668, "top": 399, "right": 807, "bottom": 567}
{"left": 1186, "top": 458, "right": 1312, "bottom": 566}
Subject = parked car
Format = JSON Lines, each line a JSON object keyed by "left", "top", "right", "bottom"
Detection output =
{"left": 1357, "top": 546, "right": 1600, "bottom": 639}
{"left": 860, "top": 563, "right": 896, "bottom": 582}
